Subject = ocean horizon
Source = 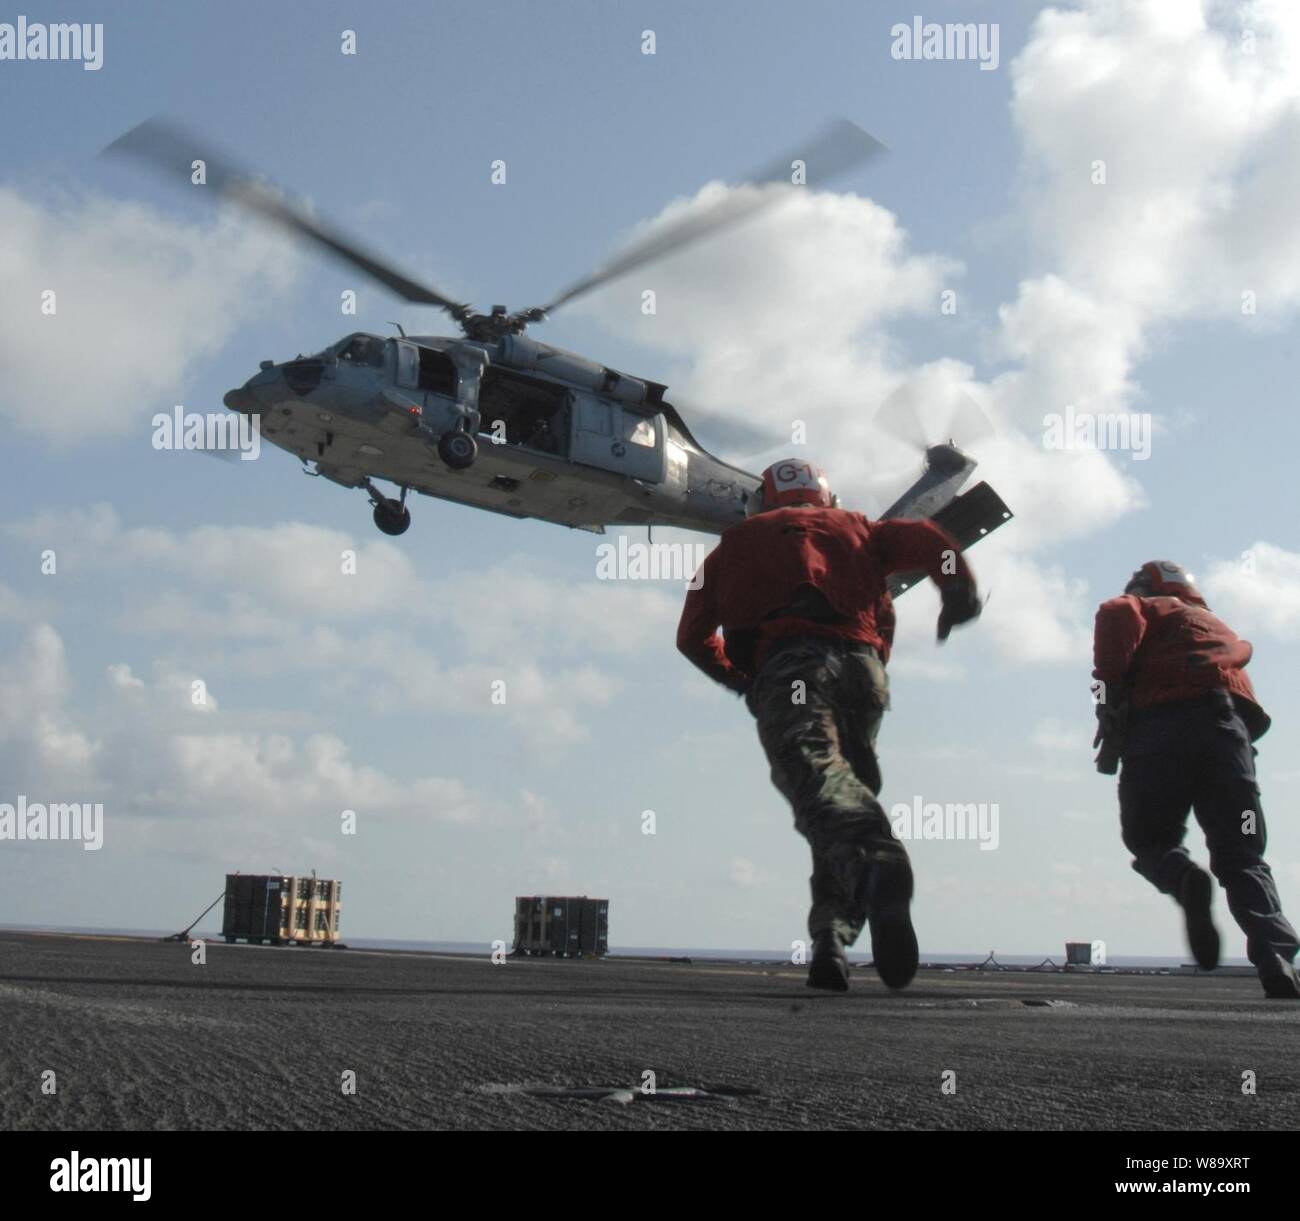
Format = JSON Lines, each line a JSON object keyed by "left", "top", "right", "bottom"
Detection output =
{"left": 0, "top": 923, "right": 1251, "bottom": 969}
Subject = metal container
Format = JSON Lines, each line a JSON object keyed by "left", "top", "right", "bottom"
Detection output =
{"left": 513, "top": 895, "right": 608, "bottom": 958}
{"left": 579, "top": 898, "right": 609, "bottom": 955}
{"left": 1065, "top": 940, "right": 1103, "bottom": 965}
{"left": 221, "top": 874, "right": 342, "bottom": 945}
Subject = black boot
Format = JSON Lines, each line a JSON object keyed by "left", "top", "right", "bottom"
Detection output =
{"left": 1258, "top": 953, "right": 1300, "bottom": 999}
{"left": 807, "top": 930, "right": 849, "bottom": 992}
{"left": 865, "top": 858, "right": 918, "bottom": 990}
{"left": 1178, "top": 864, "right": 1220, "bottom": 971}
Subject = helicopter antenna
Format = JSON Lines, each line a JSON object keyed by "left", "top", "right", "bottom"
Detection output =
{"left": 386, "top": 321, "right": 407, "bottom": 337}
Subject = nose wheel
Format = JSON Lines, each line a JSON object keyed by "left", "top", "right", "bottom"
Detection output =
{"left": 363, "top": 479, "right": 411, "bottom": 536}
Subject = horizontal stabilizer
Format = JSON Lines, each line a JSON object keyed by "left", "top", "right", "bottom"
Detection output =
{"left": 888, "top": 481, "right": 1013, "bottom": 597}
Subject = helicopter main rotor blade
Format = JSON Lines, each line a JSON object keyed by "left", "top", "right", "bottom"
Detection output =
{"left": 534, "top": 118, "right": 886, "bottom": 316}
{"left": 104, "top": 118, "right": 470, "bottom": 316}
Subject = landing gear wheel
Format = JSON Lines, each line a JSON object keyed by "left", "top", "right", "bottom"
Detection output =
{"left": 373, "top": 498, "right": 411, "bottom": 536}
{"left": 438, "top": 430, "right": 478, "bottom": 470}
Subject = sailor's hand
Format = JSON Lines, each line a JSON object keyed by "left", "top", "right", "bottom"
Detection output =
{"left": 936, "top": 580, "right": 982, "bottom": 643}
{"left": 1094, "top": 700, "right": 1124, "bottom": 742}
{"left": 1094, "top": 742, "right": 1121, "bottom": 775}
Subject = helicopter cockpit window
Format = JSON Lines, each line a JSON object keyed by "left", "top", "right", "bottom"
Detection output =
{"left": 621, "top": 415, "right": 656, "bottom": 448}
{"left": 338, "top": 334, "right": 388, "bottom": 368}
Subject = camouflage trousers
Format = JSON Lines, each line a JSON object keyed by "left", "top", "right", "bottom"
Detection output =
{"left": 745, "top": 635, "right": 907, "bottom": 946}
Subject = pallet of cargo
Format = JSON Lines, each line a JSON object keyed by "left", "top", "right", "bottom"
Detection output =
{"left": 512, "top": 895, "right": 608, "bottom": 958}
{"left": 221, "top": 873, "right": 344, "bottom": 947}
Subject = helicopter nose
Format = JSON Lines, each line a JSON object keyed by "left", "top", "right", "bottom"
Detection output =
{"left": 223, "top": 385, "right": 260, "bottom": 414}
{"left": 223, "top": 364, "right": 294, "bottom": 415}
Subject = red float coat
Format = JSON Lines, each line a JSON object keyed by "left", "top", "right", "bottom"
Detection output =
{"left": 677, "top": 506, "right": 973, "bottom": 693}
{"left": 1092, "top": 593, "right": 1269, "bottom": 736}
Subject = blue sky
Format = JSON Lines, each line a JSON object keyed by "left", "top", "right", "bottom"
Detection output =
{"left": 3, "top": 0, "right": 1300, "bottom": 958}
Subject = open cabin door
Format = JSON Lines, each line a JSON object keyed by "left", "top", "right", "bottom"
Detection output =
{"left": 394, "top": 340, "right": 478, "bottom": 429}
{"left": 569, "top": 391, "right": 666, "bottom": 483}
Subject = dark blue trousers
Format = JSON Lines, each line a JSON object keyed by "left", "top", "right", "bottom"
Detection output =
{"left": 1118, "top": 693, "right": 1299, "bottom": 968}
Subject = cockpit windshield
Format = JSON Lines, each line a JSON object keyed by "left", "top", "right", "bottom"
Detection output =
{"left": 336, "top": 333, "right": 389, "bottom": 368}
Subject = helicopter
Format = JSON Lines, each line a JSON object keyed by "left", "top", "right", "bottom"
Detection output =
{"left": 106, "top": 118, "right": 1012, "bottom": 584}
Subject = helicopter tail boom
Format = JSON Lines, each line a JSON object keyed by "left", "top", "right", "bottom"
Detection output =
{"left": 886, "top": 480, "right": 1013, "bottom": 597}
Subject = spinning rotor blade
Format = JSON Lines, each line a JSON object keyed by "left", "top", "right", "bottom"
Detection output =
{"left": 873, "top": 383, "right": 996, "bottom": 452}
{"left": 873, "top": 384, "right": 931, "bottom": 453}
{"left": 535, "top": 118, "right": 887, "bottom": 315}
{"left": 105, "top": 118, "right": 470, "bottom": 317}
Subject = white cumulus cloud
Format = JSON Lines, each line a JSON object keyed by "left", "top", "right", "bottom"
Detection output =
{"left": 0, "top": 188, "right": 300, "bottom": 442}
{"left": 1202, "top": 541, "right": 1300, "bottom": 639}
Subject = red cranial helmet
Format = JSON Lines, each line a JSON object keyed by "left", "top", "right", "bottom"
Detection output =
{"left": 749, "top": 459, "right": 838, "bottom": 515}
{"left": 1124, "top": 560, "right": 1203, "bottom": 603}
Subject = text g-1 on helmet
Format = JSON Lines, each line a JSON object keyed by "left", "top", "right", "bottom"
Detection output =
{"left": 748, "top": 459, "right": 839, "bottom": 515}
{"left": 1124, "top": 560, "right": 1201, "bottom": 601}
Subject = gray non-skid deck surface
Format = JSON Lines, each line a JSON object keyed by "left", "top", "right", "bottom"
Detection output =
{"left": 0, "top": 931, "right": 1294, "bottom": 1130}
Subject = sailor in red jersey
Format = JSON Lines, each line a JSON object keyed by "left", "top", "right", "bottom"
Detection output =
{"left": 677, "top": 459, "right": 982, "bottom": 992}
{"left": 1093, "top": 560, "right": 1299, "bottom": 997}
